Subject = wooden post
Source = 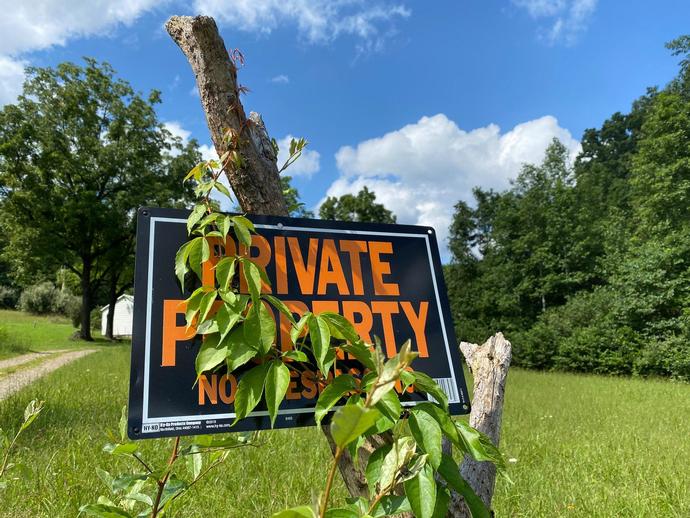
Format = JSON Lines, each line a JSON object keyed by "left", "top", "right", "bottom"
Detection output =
{"left": 449, "top": 333, "right": 512, "bottom": 516}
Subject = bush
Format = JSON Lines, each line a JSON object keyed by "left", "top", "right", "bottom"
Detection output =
{"left": 0, "top": 285, "right": 18, "bottom": 309}
{"left": 18, "top": 281, "right": 59, "bottom": 314}
{"left": 18, "top": 282, "right": 81, "bottom": 325}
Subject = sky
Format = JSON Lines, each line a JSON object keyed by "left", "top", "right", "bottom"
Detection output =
{"left": 0, "top": 0, "right": 688, "bottom": 260}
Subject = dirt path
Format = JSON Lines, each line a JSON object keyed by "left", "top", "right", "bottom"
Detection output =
{"left": 0, "top": 349, "right": 97, "bottom": 401}
{"left": 0, "top": 349, "right": 71, "bottom": 371}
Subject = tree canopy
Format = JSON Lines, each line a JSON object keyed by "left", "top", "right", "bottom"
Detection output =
{"left": 319, "top": 187, "right": 396, "bottom": 224}
{"left": 0, "top": 59, "right": 198, "bottom": 339}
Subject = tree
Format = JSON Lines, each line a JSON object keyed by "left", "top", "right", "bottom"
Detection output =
{"left": 281, "top": 175, "right": 314, "bottom": 218}
{"left": 0, "top": 59, "right": 198, "bottom": 340}
{"left": 319, "top": 186, "right": 396, "bottom": 224}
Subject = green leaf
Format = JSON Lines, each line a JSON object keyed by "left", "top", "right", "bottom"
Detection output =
{"left": 215, "top": 256, "right": 237, "bottom": 291}
{"left": 195, "top": 334, "right": 227, "bottom": 376}
{"left": 404, "top": 464, "right": 436, "bottom": 518}
{"left": 324, "top": 509, "right": 358, "bottom": 518}
{"left": 219, "top": 215, "right": 232, "bottom": 239}
{"left": 78, "top": 504, "right": 133, "bottom": 518}
{"left": 308, "top": 314, "right": 331, "bottom": 375}
{"left": 265, "top": 360, "right": 290, "bottom": 427}
{"left": 283, "top": 350, "right": 308, "bottom": 362}
{"left": 379, "top": 436, "right": 416, "bottom": 490}
{"left": 186, "top": 445, "right": 202, "bottom": 480}
{"left": 184, "top": 287, "right": 209, "bottom": 327}
{"left": 232, "top": 216, "right": 252, "bottom": 246}
{"left": 244, "top": 302, "right": 276, "bottom": 355}
{"left": 374, "top": 389, "right": 402, "bottom": 423}
{"left": 365, "top": 444, "right": 392, "bottom": 497}
{"left": 437, "top": 454, "right": 490, "bottom": 518}
{"left": 214, "top": 181, "right": 232, "bottom": 199}
{"left": 290, "top": 313, "right": 310, "bottom": 345}
{"left": 187, "top": 237, "right": 205, "bottom": 280}
{"left": 319, "top": 312, "right": 360, "bottom": 343}
{"left": 409, "top": 408, "right": 443, "bottom": 469}
{"left": 197, "top": 289, "right": 218, "bottom": 325}
{"left": 371, "top": 495, "right": 411, "bottom": 518}
{"left": 412, "top": 371, "right": 449, "bottom": 410}
{"left": 330, "top": 405, "right": 380, "bottom": 448}
{"left": 412, "top": 402, "right": 461, "bottom": 450}
{"left": 431, "top": 486, "right": 450, "bottom": 518}
{"left": 174, "top": 240, "right": 193, "bottom": 289}
{"left": 314, "top": 374, "right": 357, "bottom": 425}
{"left": 187, "top": 204, "right": 206, "bottom": 235}
{"left": 341, "top": 341, "right": 376, "bottom": 372}
{"left": 103, "top": 443, "right": 138, "bottom": 456}
{"left": 225, "top": 326, "right": 258, "bottom": 372}
{"left": 263, "top": 294, "right": 296, "bottom": 325}
{"left": 233, "top": 362, "right": 270, "bottom": 421}
{"left": 271, "top": 506, "right": 316, "bottom": 518}
{"left": 118, "top": 405, "right": 127, "bottom": 443}
{"left": 241, "top": 258, "right": 263, "bottom": 304}
{"left": 183, "top": 162, "right": 204, "bottom": 182}
{"left": 192, "top": 432, "right": 253, "bottom": 449}
{"left": 215, "top": 304, "right": 240, "bottom": 342}
{"left": 455, "top": 420, "right": 508, "bottom": 476}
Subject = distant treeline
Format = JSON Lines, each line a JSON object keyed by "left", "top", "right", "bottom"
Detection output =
{"left": 444, "top": 37, "right": 690, "bottom": 380}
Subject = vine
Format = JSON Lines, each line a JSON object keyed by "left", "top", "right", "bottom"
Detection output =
{"left": 81, "top": 129, "right": 505, "bottom": 517}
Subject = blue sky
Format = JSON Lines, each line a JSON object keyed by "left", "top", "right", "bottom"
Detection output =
{"left": 1, "top": 0, "right": 688, "bottom": 258}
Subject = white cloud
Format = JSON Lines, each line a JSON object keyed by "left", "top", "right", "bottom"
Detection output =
{"left": 0, "top": 56, "right": 27, "bottom": 106}
{"left": 193, "top": 0, "right": 410, "bottom": 51}
{"left": 512, "top": 0, "right": 597, "bottom": 45}
{"left": 0, "top": 0, "right": 162, "bottom": 105}
{"left": 277, "top": 135, "right": 320, "bottom": 177}
{"left": 326, "top": 114, "right": 580, "bottom": 260}
{"left": 164, "top": 120, "right": 192, "bottom": 143}
{"left": 271, "top": 74, "right": 290, "bottom": 84}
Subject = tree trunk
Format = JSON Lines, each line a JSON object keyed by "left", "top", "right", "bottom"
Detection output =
{"left": 79, "top": 259, "right": 93, "bottom": 341}
{"left": 165, "top": 15, "right": 288, "bottom": 216}
{"left": 106, "top": 272, "right": 117, "bottom": 340}
{"left": 448, "top": 333, "right": 512, "bottom": 516}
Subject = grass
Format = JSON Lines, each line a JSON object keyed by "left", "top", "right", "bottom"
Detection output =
{"left": 0, "top": 309, "right": 111, "bottom": 359}
{"left": 0, "top": 312, "right": 689, "bottom": 517}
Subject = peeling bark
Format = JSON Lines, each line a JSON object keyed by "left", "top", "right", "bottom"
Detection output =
{"left": 165, "top": 16, "right": 288, "bottom": 216}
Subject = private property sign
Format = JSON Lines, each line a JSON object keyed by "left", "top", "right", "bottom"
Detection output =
{"left": 128, "top": 207, "right": 469, "bottom": 439}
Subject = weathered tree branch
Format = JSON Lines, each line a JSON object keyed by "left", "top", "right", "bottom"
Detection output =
{"left": 449, "top": 332, "right": 512, "bottom": 517}
{"left": 165, "top": 13, "right": 386, "bottom": 499}
{"left": 165, "top": 15, "right": 288, "bottom": 216}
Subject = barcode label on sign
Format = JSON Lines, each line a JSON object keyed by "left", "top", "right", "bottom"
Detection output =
{"left": 431, "top": 378, "right": 461, "bottom": 404}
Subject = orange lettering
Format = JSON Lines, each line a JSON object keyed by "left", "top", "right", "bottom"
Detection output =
{"left": 219, "top": 374, "right": 237, "bottom": 404}
{"left": 401, "top": 301, "right": 429, "bottom": 357}
{"left": 288, "top": 237, "right": 319, "bottom": 295}
{"left": 317, "top": 239, "right": 350, "bottom": 295}
{"left": 198, "top": 374, "right": 217, "bottom": 405}
{"left": 371, "top": 301, "right": 399, "bottom": 357}
{"left": 239, "top": 235, "right": 272, "bottom": 293}
{"left": 339, "top": 240, "right": 367, "bottom": 295}
{"left": 162, "top": 299, "right": 196, "bottom": 367}
{"left": 279, "top": 300, "right": 309, "bottom": 351}
{"left": 274, "top": 236, "right": 288, "bottom": 294}
{"left": 369, "top": 241, "right": 399, "bottom": 296}
{"left": 342, "top": 301, "right": 373, "bottom": 343}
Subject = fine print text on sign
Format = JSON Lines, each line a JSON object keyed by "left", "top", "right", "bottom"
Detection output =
{"left": 128, "top": 207, "right": 470, "bottom": 439}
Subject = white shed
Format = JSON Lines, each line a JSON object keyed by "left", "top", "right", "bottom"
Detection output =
{"left": 100, "top": 294, "right": 134, "bottom": 337}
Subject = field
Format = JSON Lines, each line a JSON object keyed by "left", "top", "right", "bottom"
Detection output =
{"left": 0, "top": 311, "right": 688, "bottom": 517}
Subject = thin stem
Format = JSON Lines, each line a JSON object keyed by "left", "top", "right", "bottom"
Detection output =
{"left": 151, "top": 436, "right": 181, "bottom": 518}
{"left": 0, "top": 431, "right": 20, "bottom": 479}
{"left": 132, "top": 452, "right": 154, "bottom": 474}
{"left": 319, "top": 446, "right": 344, "bottom": 518}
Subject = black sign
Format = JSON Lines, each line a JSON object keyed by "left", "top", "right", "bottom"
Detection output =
{"left": 128, "top": 207, "right": 469, "bottom": 439}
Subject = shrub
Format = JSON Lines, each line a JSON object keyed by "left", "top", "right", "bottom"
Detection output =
{"left": 90, "top": 307, "right": 102, "bottom": 331}
{"left": 18, "top": 282, "right": 81, "bottom": 325}
{"left": 18, "top": 281, "right": 59, "bottom": 314}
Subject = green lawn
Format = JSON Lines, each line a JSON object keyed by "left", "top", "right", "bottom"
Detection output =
{"left": 0, "top": 313, "right": 688, "bottom": 517}
{"left": 0, "top": 309, "right": 111, "bottom": 359}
